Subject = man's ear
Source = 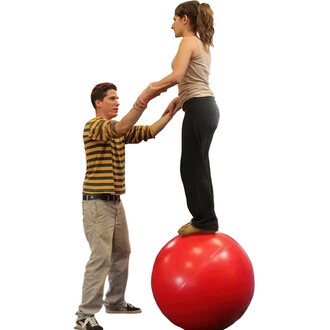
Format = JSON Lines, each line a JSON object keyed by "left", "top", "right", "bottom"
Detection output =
{"left": 95, "top": 99, "right": 101, "bottom": 107}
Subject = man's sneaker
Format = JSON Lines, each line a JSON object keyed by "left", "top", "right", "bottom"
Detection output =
{"left": 74, "top": 316, "right": 103, "bottom": 330}
{"left": 106, "top": 302, "right": 142, "bottom": 314}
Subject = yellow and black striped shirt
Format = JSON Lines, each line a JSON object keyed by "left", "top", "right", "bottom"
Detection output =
{"left": 83, "top": 118, "right": 155, "bottom": 195}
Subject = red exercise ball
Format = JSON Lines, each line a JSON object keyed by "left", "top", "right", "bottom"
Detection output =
{"left": 151, "top": 233, "right": 254, "bottom": 330}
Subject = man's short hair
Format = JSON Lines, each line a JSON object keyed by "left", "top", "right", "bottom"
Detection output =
{"left": 91, "top": 82, "right": 117, "bottom": 109}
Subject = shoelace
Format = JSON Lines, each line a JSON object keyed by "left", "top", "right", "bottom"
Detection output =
{"left": 84, "top": 316, "right": 98, "bottom": 327}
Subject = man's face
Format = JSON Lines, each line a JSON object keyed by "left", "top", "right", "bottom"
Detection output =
{"left": 97, "top": 89, "right": 120, "bottom": 119}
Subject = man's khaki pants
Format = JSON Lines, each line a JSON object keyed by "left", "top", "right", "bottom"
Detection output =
{"left": 76, "top": 199, "right": 131, "bottom": 320}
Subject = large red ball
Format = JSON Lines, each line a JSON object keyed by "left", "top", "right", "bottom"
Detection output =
{"left": 151, "top": 233, "right": 254, "bottom": 330}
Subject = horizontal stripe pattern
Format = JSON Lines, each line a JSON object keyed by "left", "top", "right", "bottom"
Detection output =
{"left": 83, "top": 118, "right": 154, "bottom": 195}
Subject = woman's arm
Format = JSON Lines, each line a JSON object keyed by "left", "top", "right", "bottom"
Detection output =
{"left": 154, "top": 37, "right": 196, "bottom": 87}
{"left": 140, "top": 37, "right": 197, "bottom": 103}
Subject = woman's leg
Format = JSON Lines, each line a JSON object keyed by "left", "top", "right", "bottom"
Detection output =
{"left": 180, "top": 97, "right": 220, "bottom": 231}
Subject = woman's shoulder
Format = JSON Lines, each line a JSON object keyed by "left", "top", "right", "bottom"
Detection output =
{"left": 181, "top": 35, "right": 200, "bottom": 45}
{"left": 179, "top": 36, "right": 201, "bottom": 56}
{"left": 182, "top": 36, "right": 210, "bottom": 58}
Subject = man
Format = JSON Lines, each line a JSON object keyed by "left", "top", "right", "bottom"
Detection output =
{"left": 75, "top": 82, "right": 179, "bottom": 330}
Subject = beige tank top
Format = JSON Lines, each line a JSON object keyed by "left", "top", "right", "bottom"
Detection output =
{"left": 173, "top": 40, "right": 214, "bottom": 107}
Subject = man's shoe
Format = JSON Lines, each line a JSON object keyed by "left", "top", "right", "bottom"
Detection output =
{"left": 106, "top": 302, "right": 142, "bottom": 314}
{"left": 74, "top": 316, "right": 103, "bottom": 330}
{"left": 178, "top": 222, "right": 217, "bottom": 236}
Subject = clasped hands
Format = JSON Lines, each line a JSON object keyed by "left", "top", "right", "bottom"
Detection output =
{"left": 134, "top": 82, "right": 181, "bottom": 118}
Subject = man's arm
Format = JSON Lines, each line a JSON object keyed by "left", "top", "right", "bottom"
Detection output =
{"left": 114, "top": 96, "right": 148, "bottom": 135}
{"left": 151, "top": 113, "right": 172, "bottom": 136}
{"left": 151, "top": 97, "right": 182, "bottom": 136}
{"left": 124, "top": 97, "right": 181, "bottom": 144}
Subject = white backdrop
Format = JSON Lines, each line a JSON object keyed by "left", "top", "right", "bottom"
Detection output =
{"left": 1, "top": 0, "right": 329, "bottom": 329}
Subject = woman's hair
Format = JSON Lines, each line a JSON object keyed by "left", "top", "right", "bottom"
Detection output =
{"left": 91, "top": 82, "right": 117, "bottom": 109}
{"left": 175, "top": 1, "right": 214, "bottom": 47}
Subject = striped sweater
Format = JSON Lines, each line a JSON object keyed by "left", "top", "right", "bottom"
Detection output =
{"left": 83, "top": 118, "right": 155, "bottom": 195}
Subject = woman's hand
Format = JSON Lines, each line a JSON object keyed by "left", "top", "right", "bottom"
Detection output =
{"left": 139, "top": 82, "right": 173, "bottom": 104}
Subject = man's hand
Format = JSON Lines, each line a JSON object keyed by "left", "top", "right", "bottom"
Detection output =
{"left": 162, "top": 97, "right": 181, "bottom": 118}
{"left": 151, "top": 97, "right": 181, "bottom": 136}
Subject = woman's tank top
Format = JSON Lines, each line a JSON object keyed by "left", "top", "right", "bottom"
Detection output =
{"left": 173, "top": 39, "right": 214, "bottom": 107}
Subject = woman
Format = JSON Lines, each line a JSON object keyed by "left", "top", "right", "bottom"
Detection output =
{"left": 141, "top": 1, "right": 219, "bottom": 236}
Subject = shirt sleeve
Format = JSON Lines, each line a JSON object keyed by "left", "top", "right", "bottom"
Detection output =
{"left": 124, "top": 125, "right": 155, "bottom": 144}
{"left": 88, "top": 118, "right": 119, "bottom": 141}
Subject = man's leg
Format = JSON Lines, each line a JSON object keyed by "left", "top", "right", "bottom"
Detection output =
{"left": 104, "top": 201, "right": 141, "bottom": 313}
{"left": 76, "top": 200, "right": 116, "bottom": 320}
{"left": 104, "top": 200, "right": 130, "bottom": 308}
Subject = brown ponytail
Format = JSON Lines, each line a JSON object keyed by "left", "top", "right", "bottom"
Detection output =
{"left": 175, "top": 1, "right": 215, "bottom": 47}
{"left": 197, "top": 3, "right": 214, "bottom": 47}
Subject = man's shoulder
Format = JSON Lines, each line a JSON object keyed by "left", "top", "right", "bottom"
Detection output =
{"left": 83, "top": 117, "right": 124, "bottom": 142}
{"left": 84, "top": 117, "right": 118, "bottom": 127}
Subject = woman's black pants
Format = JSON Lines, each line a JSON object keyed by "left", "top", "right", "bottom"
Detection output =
{"left": 181, "top": 96, "right": 220, "bottom": 230}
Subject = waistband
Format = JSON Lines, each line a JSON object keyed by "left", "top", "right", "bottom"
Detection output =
{"left": 182, "top": 96, "right": 215, "bottom": 111}
{"left": 83, "top": 194, "right": 121, "bottom": 202}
